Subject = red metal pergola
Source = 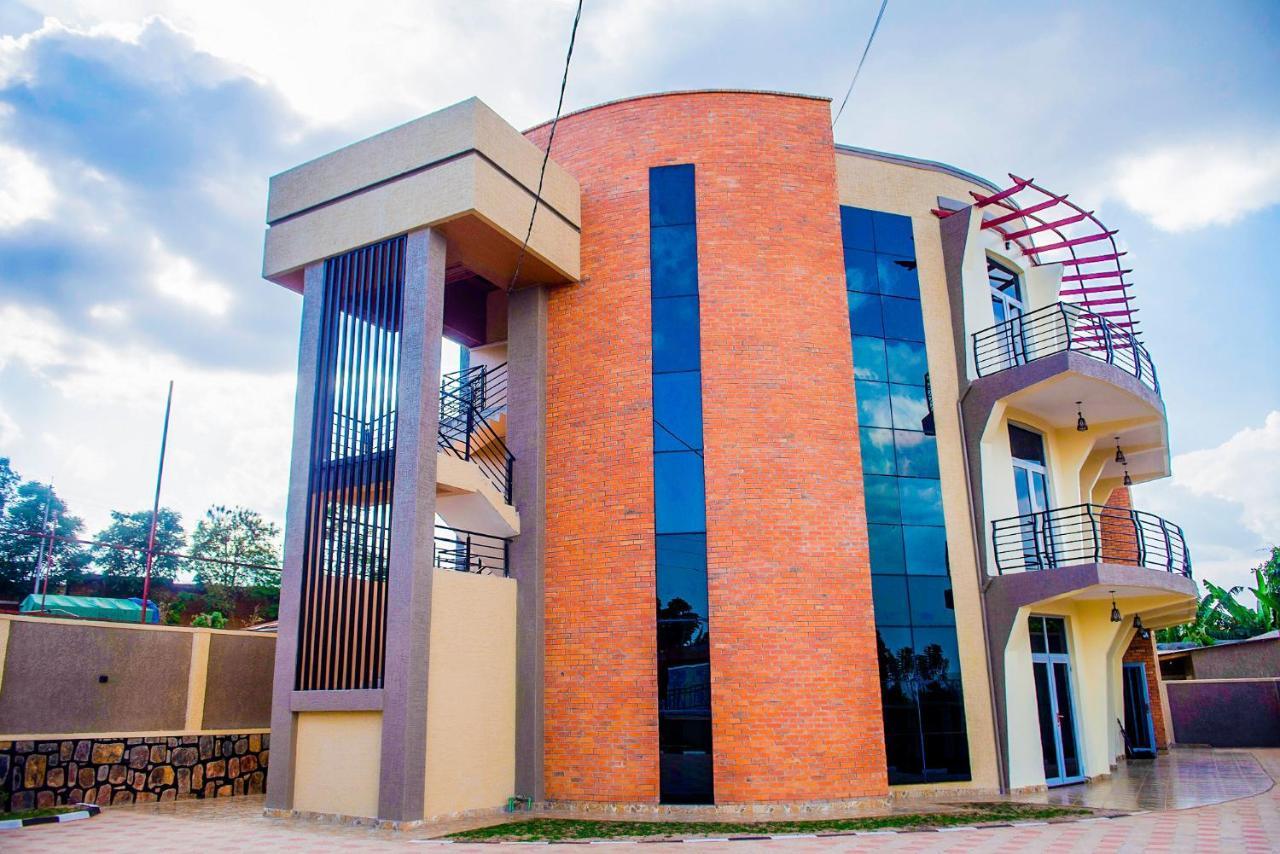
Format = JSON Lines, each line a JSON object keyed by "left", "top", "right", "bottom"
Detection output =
{"left": 933, "top": 174, "right": 1139, "bottom": 337}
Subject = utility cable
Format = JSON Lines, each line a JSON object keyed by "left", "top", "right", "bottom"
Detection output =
{"left": 832, "top": 0, "right": 889, "bottom": 129}
{"left": 509, "top": 0, "right": 585, "bottom": 290}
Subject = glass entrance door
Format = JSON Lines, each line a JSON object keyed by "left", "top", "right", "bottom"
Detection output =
{"left": 1122, "top": 662, "right": 1157, "bottom": 756}
{"left": 1010, "top": 425, "right": 1052, "bottom": 569}
{"left": 988, "top": 258, "right": 1026, "bottom": 366}
{"left": 1029, "top": 616, "right": 1084, "bottom": 786}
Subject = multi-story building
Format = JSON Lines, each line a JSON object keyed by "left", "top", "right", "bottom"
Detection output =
{"left": 259, "top": 90, "right": 1197, "bottom": 824}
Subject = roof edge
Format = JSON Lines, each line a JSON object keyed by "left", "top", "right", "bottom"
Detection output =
{"left": 834, "top": 143, "right": 1001, "bottom": 194}
{"left": 524, "top": 88, "right": 832, "bottom": 134}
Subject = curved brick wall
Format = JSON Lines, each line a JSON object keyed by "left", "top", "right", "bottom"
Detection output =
{"left": 530, "top": 91, "right": 887, "bottom": 804}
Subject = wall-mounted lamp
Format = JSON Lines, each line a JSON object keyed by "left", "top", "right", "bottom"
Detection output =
{"left": 1110, "top": 591, "right": 1121, "bottom": 623}
{"left": 1115, "top": 437, "right": 1127, "bottom": 465}
{"left": 1076, "top": 401, "right": 1088, "bottom": 432}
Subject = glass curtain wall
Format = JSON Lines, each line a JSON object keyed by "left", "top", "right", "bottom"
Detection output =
{"left": 650, "top": 164, "right": 713, "bottom": 804}
{"left": 840, "top": 205, "right": 971, "bottom": 784}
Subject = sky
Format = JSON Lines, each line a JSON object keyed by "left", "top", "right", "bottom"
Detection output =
{"left": 0, "top": 0, "right": 1276, "bottom": 596}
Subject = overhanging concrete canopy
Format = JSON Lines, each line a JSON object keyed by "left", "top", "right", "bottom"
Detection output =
{"left": 263, "top": 97, "right": 581, "bottom": 291}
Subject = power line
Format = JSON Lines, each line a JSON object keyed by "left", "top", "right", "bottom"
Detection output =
{"left": 832, "top": 0, "right": 890, "bottom": 130}
{"left": 508, "top": 0, "right": 585, "bottom": 290}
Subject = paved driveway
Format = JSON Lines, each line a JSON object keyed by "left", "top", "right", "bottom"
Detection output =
{"left": 6, "top": 749, "right": 1277, "bottom": 853}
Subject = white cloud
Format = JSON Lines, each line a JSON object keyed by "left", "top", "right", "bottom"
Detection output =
{"left": 1109, "top": 138, "right": 1280, "bottom": 232}
{"left": 1140, "top": 412, "right": 1280, "bottom": 596}
{"left": 0, "top": 143, "right": 56, "bottom": 229}
{"left": 0, "top": 403, "right": 21, "bottom": 445}
{"left": 1169, "top": 412, "right": 1280, "bottom": 539}
{"left": 149, "top": 236, "right": 233, "bottom": 316}
{"left": 0, "top": 303, "right": 294, "bottom": 532}
{"left": 88, "top": 303, "right": 127, "bottom": 322}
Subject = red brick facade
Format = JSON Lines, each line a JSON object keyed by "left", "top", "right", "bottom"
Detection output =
{"left": 1099, "top": 485, "right": 1140, "bottom": 565}
{"left": 530, "top": 92, "right": 886, "bottom": 803}
{"left": 1122, "top": 630, "right": 1169, "bottom": 750}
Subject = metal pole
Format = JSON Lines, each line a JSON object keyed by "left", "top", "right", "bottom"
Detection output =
{"left": 31, "top": 484, "right": 52, "bottom": 595}
{"left": 40, "top": 510, "right": 59, "bottom": 613}
{"left": 139, "top": 381, "right": 174, "bottom": 623}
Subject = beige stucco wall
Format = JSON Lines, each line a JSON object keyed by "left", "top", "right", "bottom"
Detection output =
{"left": 263, "top": 98, "right": 581, "bottom": 288}
{"left": 834, "top": 150, "right": 1000, "bottom": 792}
{"left": 423, "top": 567, "right": 517, "bottom": 818}
{"left": 1004, "top": 592, "right": 1192, "bottom": 790}
{"left": 293, "top": 710, "right": 383, "bottom": 818}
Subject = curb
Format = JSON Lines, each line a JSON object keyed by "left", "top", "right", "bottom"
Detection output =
{"left": 0, "top": 803, "right": 101, "bottom": 831}
{"left": 414, "top": 811, "right": 1137, "bottom": 844}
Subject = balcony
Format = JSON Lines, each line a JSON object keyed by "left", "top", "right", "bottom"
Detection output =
{"left": 974, "top": 302, "right": 1158, "bottom": 394}
{"left": 991, "top": 503, "right": 1190, "bottom": 577}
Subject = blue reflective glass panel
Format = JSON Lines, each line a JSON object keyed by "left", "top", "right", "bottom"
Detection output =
{"left": 651, "top": 225, "right": 698, "bottom": 297}
{"left": 865, "top": 475, "right": 902, "bottom": 524}
{"left": 855, "top": 380, "right": 892, "bottom": 429}
{"left": 849, "top": 291, "right": 884, "bottom": 337}
{"left": 908, "top": 577, "right": 955, "bottom": 627}
{"left": 890, "top": 383, "right": 929, "bottom": 431}
{"left": 899, "top": 478, "right": 944, "bottom": 526}
{"left": 654, "top": 451, "right": 706, "bottom": 534}
{"left": 872, "top": 211, "right": 915, "bottom": 257}
{"left": 873, "top": 575, "right": 910, "bottom": 626}
{"left": 910, "top": 628, "right": 963, "bottom": 680}
{"left": 894, "top": 430, "right": 939, "bottom": 478}
{"left": 859, "top": 427, "right": 896, "bottom": 476}
{"left": 868, "top": 523, "right": 906, "bottom": 574}
{"left": 650, "top": 165, "right": 696, "bottom": 227}
{"left": 656, "top": 534, "right": 709, "bottom": 617}
{"left": 885, "top": 340, "right": 928, "bottom": 385}
{"left": 652, "top": 297, "right": 701, "bottom": 373}
{"left": 653, "top": 371, "right": 703, "bottom": 452}
{"left": 903, "top": 525, "right": 948, "bottom": 575}
{"left": 877, "top": 255, "right": 920, "bottom": 298}
{"left": 882, "top": 296, "right": 925, "bottom": 342}
{"left": 845, "top": 249, "right": 879, "bottom": 293}
{"left": 841, "top": 206, "right": 875, "bottom": 253}
{"left": 852, "top": 336, "right": 887, "bottom": 381}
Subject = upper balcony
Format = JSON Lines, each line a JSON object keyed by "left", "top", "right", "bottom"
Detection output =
{"left": 973, "top": 302, "right": 1158, "bottom": 396}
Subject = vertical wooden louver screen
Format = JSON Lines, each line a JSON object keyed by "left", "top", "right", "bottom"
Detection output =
{"left": 295, "top": 237, "right": 406, "bottom": 691}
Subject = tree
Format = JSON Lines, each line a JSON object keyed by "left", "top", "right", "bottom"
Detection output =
{"left": 188, "top": 505, "right": 282, "bottom": 589}
{"left": 1158, "top": 546, "right": 1280, "bottom": 645}
{"left": 0, "top": 458, "right": 18, "bottom": 516}
{"left": 0, "top": 480, "right": 90, "bottom": 593}
{"left": 92, "top": 508, "right": 186, "bottom": 580}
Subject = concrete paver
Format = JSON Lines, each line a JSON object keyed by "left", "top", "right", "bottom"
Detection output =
{"left": 5, "top": 749, "right": 1276, "bottom": 853}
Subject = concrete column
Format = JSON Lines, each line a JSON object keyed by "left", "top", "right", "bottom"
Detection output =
{"left": 377, "top": 228, "right": 447, "bottom": 822}
{"left": 506, "top": 286, "right": 548, "bottom": 800}
{"left": 266, "top": 261, "right": 326, "bottom": 811}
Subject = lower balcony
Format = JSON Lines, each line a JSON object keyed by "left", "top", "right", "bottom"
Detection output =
{"left": 984, "top": 504, "right": 1198, "bottom": 640}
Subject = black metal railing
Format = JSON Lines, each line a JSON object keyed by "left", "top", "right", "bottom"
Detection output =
{"left": 433, "top": 526, "right": 510, "bottom": 576}
{"left": 437, "top": 383, "right": 514, "bottom": 504}
{"left": 973, "top": 302, "right": 1159, "bottom": 394}
{"left": 991, "top": 503, "right": 1191, "bottom": 576}
{"left": 440, "top": 362, "right": 508, "bottom": 416}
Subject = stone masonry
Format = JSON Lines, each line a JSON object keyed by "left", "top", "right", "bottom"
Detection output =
{"left": 1, "top": 733, "right": 269, "bottom": 811}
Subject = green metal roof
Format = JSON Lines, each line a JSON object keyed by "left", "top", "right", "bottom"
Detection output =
{"left": 20, "top": 594, "right": 159, "bottom": 623}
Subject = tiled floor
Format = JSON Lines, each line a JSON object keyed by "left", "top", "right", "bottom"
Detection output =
{"left": 5, "top": 749, "right": 1276, "bottom": 853}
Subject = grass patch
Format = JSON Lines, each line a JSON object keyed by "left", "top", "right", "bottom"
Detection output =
{"left": 0, "top": 805, "right": 85, "bottom": 822}
{"left": 445, "top": 803, "right": 1093, "bottom": 842}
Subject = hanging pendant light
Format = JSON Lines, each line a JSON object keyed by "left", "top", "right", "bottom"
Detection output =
{"left": 1123, "top": 470, "right": 1133, "bottom": 487}
{"left": 1110, "top": 591, "right": 1121, "bottom": 623}
{"left": 1115, "top": 437, "right": 1127, "bottom": 465}
{"left": 1132, "top": 614, "right": 1144, "bottom": 630}
{"left": 1076, "top": 401, "right": 1088, "bottom": 432}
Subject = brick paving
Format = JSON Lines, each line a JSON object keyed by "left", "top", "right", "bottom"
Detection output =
{"left": 5, "top": 749, "right": 1276, "bottom": 852}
